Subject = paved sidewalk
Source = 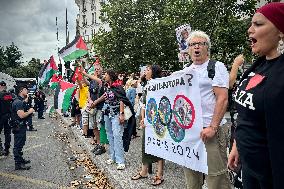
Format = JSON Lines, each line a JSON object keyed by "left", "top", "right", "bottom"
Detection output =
{"left": 59, "top": 114, "right": 194, "bottom": 189}
{"left": 59, "top": 112, "right": 238, "bottom": 189}
{"left": 57, "top": 111, "right": 242, "bottom": 189}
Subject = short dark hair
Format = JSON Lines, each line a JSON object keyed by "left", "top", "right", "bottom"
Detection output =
{"left": 106, "top": 69, "right": 118, "bottom": 82}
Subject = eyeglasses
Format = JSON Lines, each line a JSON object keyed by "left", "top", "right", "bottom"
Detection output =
{"left": 188, "top": 42, "right": 208, "bottom": 47}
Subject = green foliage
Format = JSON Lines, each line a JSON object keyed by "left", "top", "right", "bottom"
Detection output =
{"left": 0, "top": 46, "right": 6, "bottom": 69}
{"left": 24, "top": 58, "right": 42, "bottom": 78}
{"left": 93, "top": 0, "right": 257, "bottom": 72}
{"left": 4, "top": 43, "right": 23, "bottom": 68}
{"left": 0, "top": 43, "right": 41, "bottom": 78}
{"left": 187, "top": 0, "right": 256, "bottom": 65}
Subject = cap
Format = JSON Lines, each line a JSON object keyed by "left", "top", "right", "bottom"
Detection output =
{"left": 0, "top": 81, "right": 6, "bottom": 86}
{"left": 14, "top": 84, "right": 28, "bottom": 94}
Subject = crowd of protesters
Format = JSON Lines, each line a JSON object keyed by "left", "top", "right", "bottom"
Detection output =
{"left": 1, "top": 2, "right": 284, "bottom": 189}
{"left": 65, "top": 3, "right": 284, "bottom": 189}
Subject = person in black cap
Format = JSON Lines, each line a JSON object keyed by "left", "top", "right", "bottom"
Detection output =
{"left": 0, "top": 81, "right": 13, "bottom": 156}
{"left": 11, "top": 85, "right": 34, "bottom": 170}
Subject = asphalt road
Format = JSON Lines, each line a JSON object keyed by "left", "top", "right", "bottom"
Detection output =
{"left": 0, "top": 112, "right": 108, "bottom": 189}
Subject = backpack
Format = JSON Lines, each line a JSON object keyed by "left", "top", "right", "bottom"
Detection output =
{"left": 207, "top": 59, "right": 217, "bottom": 80}
{"left": 184, "top": 59, "right": 217, "bottom": 79}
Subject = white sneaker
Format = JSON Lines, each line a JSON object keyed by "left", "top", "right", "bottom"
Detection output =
{"left": 116, "top": 164, "right": 125, "bottom": 170}
{"left": 106, "top": 159, "right": 115, "bottom": 165}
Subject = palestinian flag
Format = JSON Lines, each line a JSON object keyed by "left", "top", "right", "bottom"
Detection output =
{"left": 49, "top": 74, "right": 62, "bottom": 90}
{"left": 54, "top": 81, "right": 76, "bottom": 111}
{"left": 87, "top": 65, "right": 95, "bottom": 75}
{"left": 58, "top": 35, "right": 88, "bottom": 62}
{"left": 38, "top": 56, "right": 58, "bottom": 86}
{"left": 71, "top": 67, "right": 83, "bottom": 83}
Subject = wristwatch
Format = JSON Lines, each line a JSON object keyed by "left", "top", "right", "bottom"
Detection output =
{"left": 120, "top": 112, "right": 124, "bottom": 115}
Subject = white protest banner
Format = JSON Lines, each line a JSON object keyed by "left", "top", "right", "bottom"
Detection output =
{"left": 145, "top": 69, "right": 208, "bottom": 174}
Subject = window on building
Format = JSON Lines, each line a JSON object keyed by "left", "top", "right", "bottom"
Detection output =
{"left": 92, "top": 13, "right": 94, "bottom": 24}
{"left": 94, "top": 12, "right": 97, "bottom": 24}
{"left": 82, "top": 15, "right": 86, "bottom": 26}
{"left": 82, "top": 0, "right": 87, "bottom": 12}
{"left": 91, "top": 0, "right": 95, "bottom": 10}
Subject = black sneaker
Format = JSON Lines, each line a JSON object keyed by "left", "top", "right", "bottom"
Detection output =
{"left": 91, "top": 144, "right": 100, "bottom": 153}
{"left": 21, "top": 159, "right": 31, "bottom": 164}
{"left": 94, "top": 146, "right": 106, "bottom": 155}
{"left": 28, "top": 127, "right": 37, "bottom": 131}
{"left": 3, "top": 149, "right": 9, "bottom": 156}
{"left": 69, "top": 122, "right": 76, "bottom": 127}
{"left": 15, "top": 163, "right": 31, "bottom": 170}
{"left": 0, "top": 149, "right": 4, "bottom": 156}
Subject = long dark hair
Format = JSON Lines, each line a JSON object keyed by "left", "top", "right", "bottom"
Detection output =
{"left": 149, "top": 64, "right": 162, "bottom": 79}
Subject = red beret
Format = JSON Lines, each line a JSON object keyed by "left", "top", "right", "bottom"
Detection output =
{"left": 257, "top": 2, "right": 284, "bottom": 34}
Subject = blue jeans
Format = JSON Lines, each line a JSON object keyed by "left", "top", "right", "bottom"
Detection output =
{"left": 104, "top": 114, "right": 125, "bottom": 164}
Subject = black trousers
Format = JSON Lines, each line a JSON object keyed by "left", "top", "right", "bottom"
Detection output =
{"left": 38, "top": 102, "right": 44, "bottom": 118}
{"left": 13, "top": 126, "right": 27, "bottom": 164}
{"left": 0, "top": 114, "right": 12, "bottom": 151}
{"left": 27, "top": 114, "right": 33, "bottom": 126}
{"left": 242, "top": 165, "right": 273, "bottom": 189}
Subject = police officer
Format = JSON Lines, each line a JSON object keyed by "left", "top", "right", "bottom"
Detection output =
{"left": 0, "top": 81, "right": 13, "bottom": 156}
{"left": 11, "top": 85, "right": 34, "bottom": 170}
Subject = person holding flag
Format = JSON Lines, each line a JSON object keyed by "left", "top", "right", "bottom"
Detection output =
{"left": 79, "top": 60, "right": 107, "bottom": 155}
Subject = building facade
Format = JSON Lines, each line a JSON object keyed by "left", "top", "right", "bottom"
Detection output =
{"left": 75, "top": 0, "right": 110, "bottom": 51}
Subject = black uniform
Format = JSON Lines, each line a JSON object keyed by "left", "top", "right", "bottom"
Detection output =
{"left": 37, "top": 91, "right": 45, "bottom": 119}
{"left": 0, "top": 90, "right": 13, "bottom": 155}
{"left": 11, "top": 96, "right": 30, "bottom": 169}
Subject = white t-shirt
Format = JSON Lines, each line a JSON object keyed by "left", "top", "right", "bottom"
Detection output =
{"left": 136, "top": 83, "right": 143, "bottom": 94}
{"left": 185, "top": 60, "right": 229, "bottom": 127}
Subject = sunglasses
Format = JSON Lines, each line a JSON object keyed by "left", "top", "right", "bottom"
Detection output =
{"left": 188, "top": 42, "right": 208, "bottom": 47}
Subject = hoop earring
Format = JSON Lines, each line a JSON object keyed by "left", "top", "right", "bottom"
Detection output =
{"left": 277, "top": 38, "right": 284, "bottom": 54}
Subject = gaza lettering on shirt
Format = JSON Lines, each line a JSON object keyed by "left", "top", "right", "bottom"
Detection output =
{"left": 233, "top": 72, "right": 256, "bottom": 110}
